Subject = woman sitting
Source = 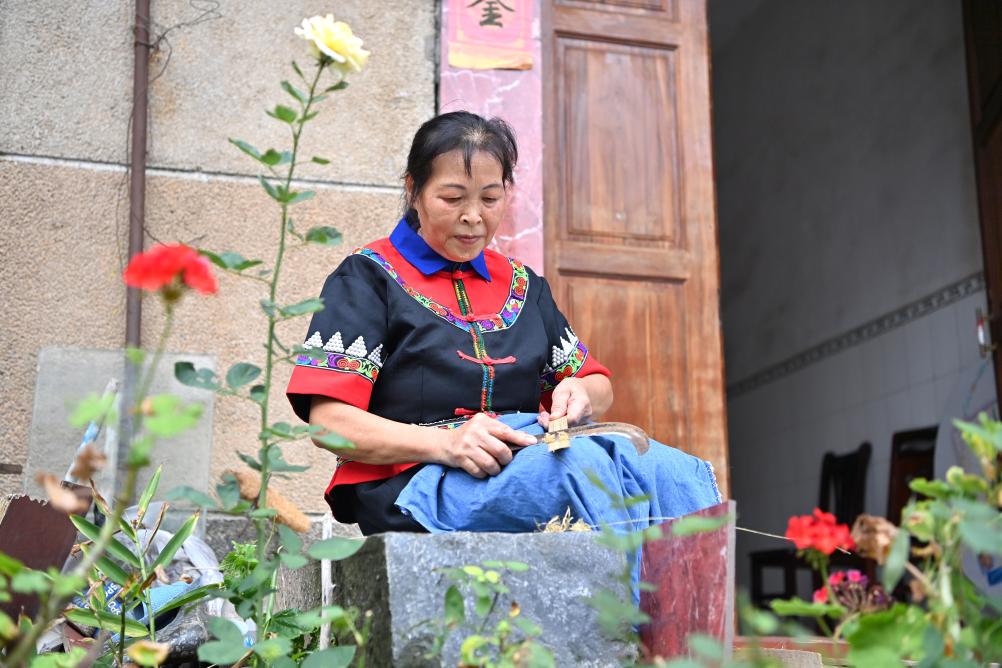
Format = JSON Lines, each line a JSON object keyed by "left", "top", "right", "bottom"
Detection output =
{"left": 286, "top": 111, "right": 720, "bottom": 536}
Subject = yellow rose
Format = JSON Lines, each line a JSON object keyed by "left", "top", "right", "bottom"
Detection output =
{"left": 294, "top": 14, "right": 370, "bottom": 76}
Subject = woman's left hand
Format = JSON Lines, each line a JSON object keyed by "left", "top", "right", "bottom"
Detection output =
{"left": 538, "top": 377, "right": 593, "bottom": 429}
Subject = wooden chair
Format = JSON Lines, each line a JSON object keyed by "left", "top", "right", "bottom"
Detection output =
{"left": 749, "top": 442, "right": 872, "bottom": 609}
{"left": 886, "top": 427, "right": 937, "bottom": 525}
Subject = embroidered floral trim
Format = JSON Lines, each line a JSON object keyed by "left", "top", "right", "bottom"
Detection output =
{"left": 354, "top": 247, "right": 529, "bottom": 333}
{"left": 295, "top": 351, "right": 380, "bottom": 383}
{"left": 540, "top": 341, "right": 589, "bottom": 392}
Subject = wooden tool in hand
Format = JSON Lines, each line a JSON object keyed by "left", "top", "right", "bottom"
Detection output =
{"left": 512, "top": 420, "right": 651, "bottom": 455}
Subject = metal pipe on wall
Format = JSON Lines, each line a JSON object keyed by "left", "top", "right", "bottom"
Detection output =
{"left": 118, "top": 0, "right": 151, "bottom": 499}
{"left": 127, "top": 0, "right": 150, "bottom": 348}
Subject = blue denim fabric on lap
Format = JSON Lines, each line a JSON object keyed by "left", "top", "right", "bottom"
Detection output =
{"left": 396, "top": 412, "right": 720, "bottom": 533}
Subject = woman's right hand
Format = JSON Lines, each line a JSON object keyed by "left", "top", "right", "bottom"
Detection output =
{"left": 437, "top": 413, "right": 537, "bottom": 478}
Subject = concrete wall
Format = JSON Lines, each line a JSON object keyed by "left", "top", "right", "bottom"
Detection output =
{"left": 711, "top": 0, "right": 982, "bottom": 383}
{"left": 0, "top": 1, "right": 437, "bottom": 511}
{"left": 709, "top": 0, "right": 988, "bottom": 592}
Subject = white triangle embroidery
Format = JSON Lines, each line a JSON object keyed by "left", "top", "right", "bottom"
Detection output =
{"left": 304, "top": 331, "right": 324, "bottom": 349}
{"left": 551, "top": 345, "right": 568, "bottom": 368}
{"left": 324, "top": 332, "right": 345, "bottom": 353}
{"left": 367, "top": 343, "right": 383, "bottom": 367}
{"left": 345, "top": 336, "right": 367, "bottom": 357}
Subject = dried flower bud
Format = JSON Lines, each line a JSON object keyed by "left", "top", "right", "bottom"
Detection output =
{"left": 909, "top": 578, "right": 926, "bottom": 603}
{"left": 68, "top": 444, "right": 108, "bottom": 481}
{"left": 851, "top": 514, "right": 898, "bottom": 564}
{"left": 35, "top": 473, "right": 88, "bottom": 514}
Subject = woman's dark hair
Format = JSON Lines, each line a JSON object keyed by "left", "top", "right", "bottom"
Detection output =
{"left": 404, "top": 111, "right": 518, "bottom": 226}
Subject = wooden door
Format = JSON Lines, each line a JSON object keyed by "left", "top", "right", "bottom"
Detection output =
{"left": 964, "top": 0, "right": 1002, "bottom": 399}
{"left": 542, "top": 0, "right": 729, "bottom": 494}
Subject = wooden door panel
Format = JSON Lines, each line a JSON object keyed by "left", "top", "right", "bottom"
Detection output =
{"left": 556, "top": 0, "right": 677, "bottom": 20}
{"left": 558, "top": 37, "right": 683, "bottom": 247}
{"left": 544, "top": 0, "right": 728, "bottom": 493}
{"left": 562, "top": 276, "right": 691, "bottom": 444}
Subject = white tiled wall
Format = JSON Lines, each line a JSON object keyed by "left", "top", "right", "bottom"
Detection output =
{"left": 729, "top": 289, "right": 991, "bottom": 592}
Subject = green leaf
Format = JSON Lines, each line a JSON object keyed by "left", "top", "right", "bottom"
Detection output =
{"left": 671, "top": 513, "right": 731, "bottom": 537}
{"left": 460, "top": 635, "right": 490, "bottom": 664}
{"left": 11, "top": 570, "right": 49, "bottom": 593}
{"left": 260, "top": 149, "right": 293, "bottom": 166}
{"left": 307, "top": 537, "right": 364, "bottom": 561}
{"left": 268, "top": 104, "right": 298, "bottom": 124}
{"left": 285, "top": 189, "right": 316, "bottom": 205}
{"left": 310, "top": 428, "right": 354, "bottom": 451}
{"left": 200, "top": 249, "right": 263, "bottom": 272}
{"left": 137, "top": 465, "right": 162, "bottom": 520}
{"left": 69, "top": 392, "right": 117, "bottom": 428}
{"left": 128, "top": 435, "right": 155, "bottom": 468}
{"left": 126, "top": 639, "right": 170, "bottom": 667}
{"left": 266, "top": 447, "right": 309, "bottom": 473}
{"left": 291, "top": 60, "right": 305, "bottom": 79}
{"left": 249, "top": 384, "right": 266, "bottom": 403}
{"left": 143, "top": 395, "right": 203, "bottom": 438}
{"left": 30, "top": 647, "right": 89, "bottom": 667}
{"left": 311, "top": 156, "right": 331, "bottom": 165}
{"left": 69, "top": 515, "right": 141, "bottom": 569}
{"left": 281, "top": 80, "right": 307, "bottom": 104}
{"left": 260, "top": 298, "right": 277, "bottom": 317}
{"left": 882, "top": 527, "right": 911, "bottom": 590}
{"left": 909, "top": 478, "right": 952, "bottom": 499}
{"left": 278, "top": 524, "right": 303, "bottom": 554}
{"left": 164, "top": 485, "right": 218, "bottom": 509}
{"left": 280, "top": 552, "right": 309, "bottom": 569}
{"left": 304, "top": 225, "right": 344, "bottom": 246}
{"left": 64, "top": 607, "right": 148, "bottom": 638}
{"left": 229, "top": 138, "right": 263, "bottom": 162}
{"left": 279, "top": 298, "right": 325, "bottom": 317}
{"left": 444, "top": 584, "right": 465, "bottom": 626}
{"left": 252, "top": 637, "right": 292, "bottom": 661}
{"left": 174, "top": 361, "right": 219, "bottom": 391}
{"left": 198, "top": 616, "right": 249, "bottom": 664}
{"left": 226, "top": 362, "right": 261, "bottom": 389}
{"left": 125, "top": 346, "right": 146, "bottom": 367}
{"left": 844, "top": 604, "right": 927, "bottom": 666}
{"left": 250, "top": 508, "right": 278, "bottom": 520}
{"left": 94, "top": 553, "right": 131, "bottom": 587}
{"left": 259, "top": 175, "right": 281, "bottom": 202}
{"left": 687, "top": 633, "right": 723, "bottom": 661}
{"left": 302, "top": 647, "right": 356, "bottom": 668}
{"left": 0, "top": 552, "right": 24, "bottom": 577}
{"left": 237, "top": 452, "right": 262, "bottom": 471}
{"left": 294, "top": 605, "right": 351, "bottom": 630}
{"left": 325, "top": 81, "right": 349, "bottom": 92}
{"left": 150, "top": 512, "right": 200, "bottom": 572}
{"left": 770, "top": 598, "right": 845, "bottom": 619}
{"left": 152, "top": 583, "right": 221, "bottom": 617}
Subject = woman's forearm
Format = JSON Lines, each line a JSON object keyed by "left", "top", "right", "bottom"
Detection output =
{"left": 308, "top": 396, "right": 449, "bottom": 465}
{"left": 582, "top": 374, "right": 614, "bottom": 417}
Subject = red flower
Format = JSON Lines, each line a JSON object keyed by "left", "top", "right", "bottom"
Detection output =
{"left": 785, "top": 507, "right": 855, "bottom": 556}
{"left": 828, "top": 570, "right": 846, "bottom": 586}
{"left": 813, "top": 587, "right": 829, "bottom": 604}
{"left": 123, "top": 244, "right": 218, "bottom": 297}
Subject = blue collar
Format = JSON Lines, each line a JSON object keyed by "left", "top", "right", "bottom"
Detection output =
{"left": 389, "top": 218, "right": 492, "bottom": 282}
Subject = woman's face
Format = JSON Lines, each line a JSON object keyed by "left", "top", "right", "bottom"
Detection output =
{"left": 407, "top": 149, "right": 507, "bottom": 263}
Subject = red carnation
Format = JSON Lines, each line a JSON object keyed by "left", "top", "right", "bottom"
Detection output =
{"left": 123, "top": 244, "right": 218, "bottom": 299}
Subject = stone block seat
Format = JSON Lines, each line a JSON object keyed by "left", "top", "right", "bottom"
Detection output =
{"left": 332, "top": 501, "right": 735, "bottom": 666}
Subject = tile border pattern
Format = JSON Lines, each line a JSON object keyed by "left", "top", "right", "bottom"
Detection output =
{"left": 727, "top": 271, "right": 986, "bottom": 397}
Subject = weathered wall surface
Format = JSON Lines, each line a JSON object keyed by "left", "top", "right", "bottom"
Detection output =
{"left": 0, "top": 1, "right": 437, "bottom": 510}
